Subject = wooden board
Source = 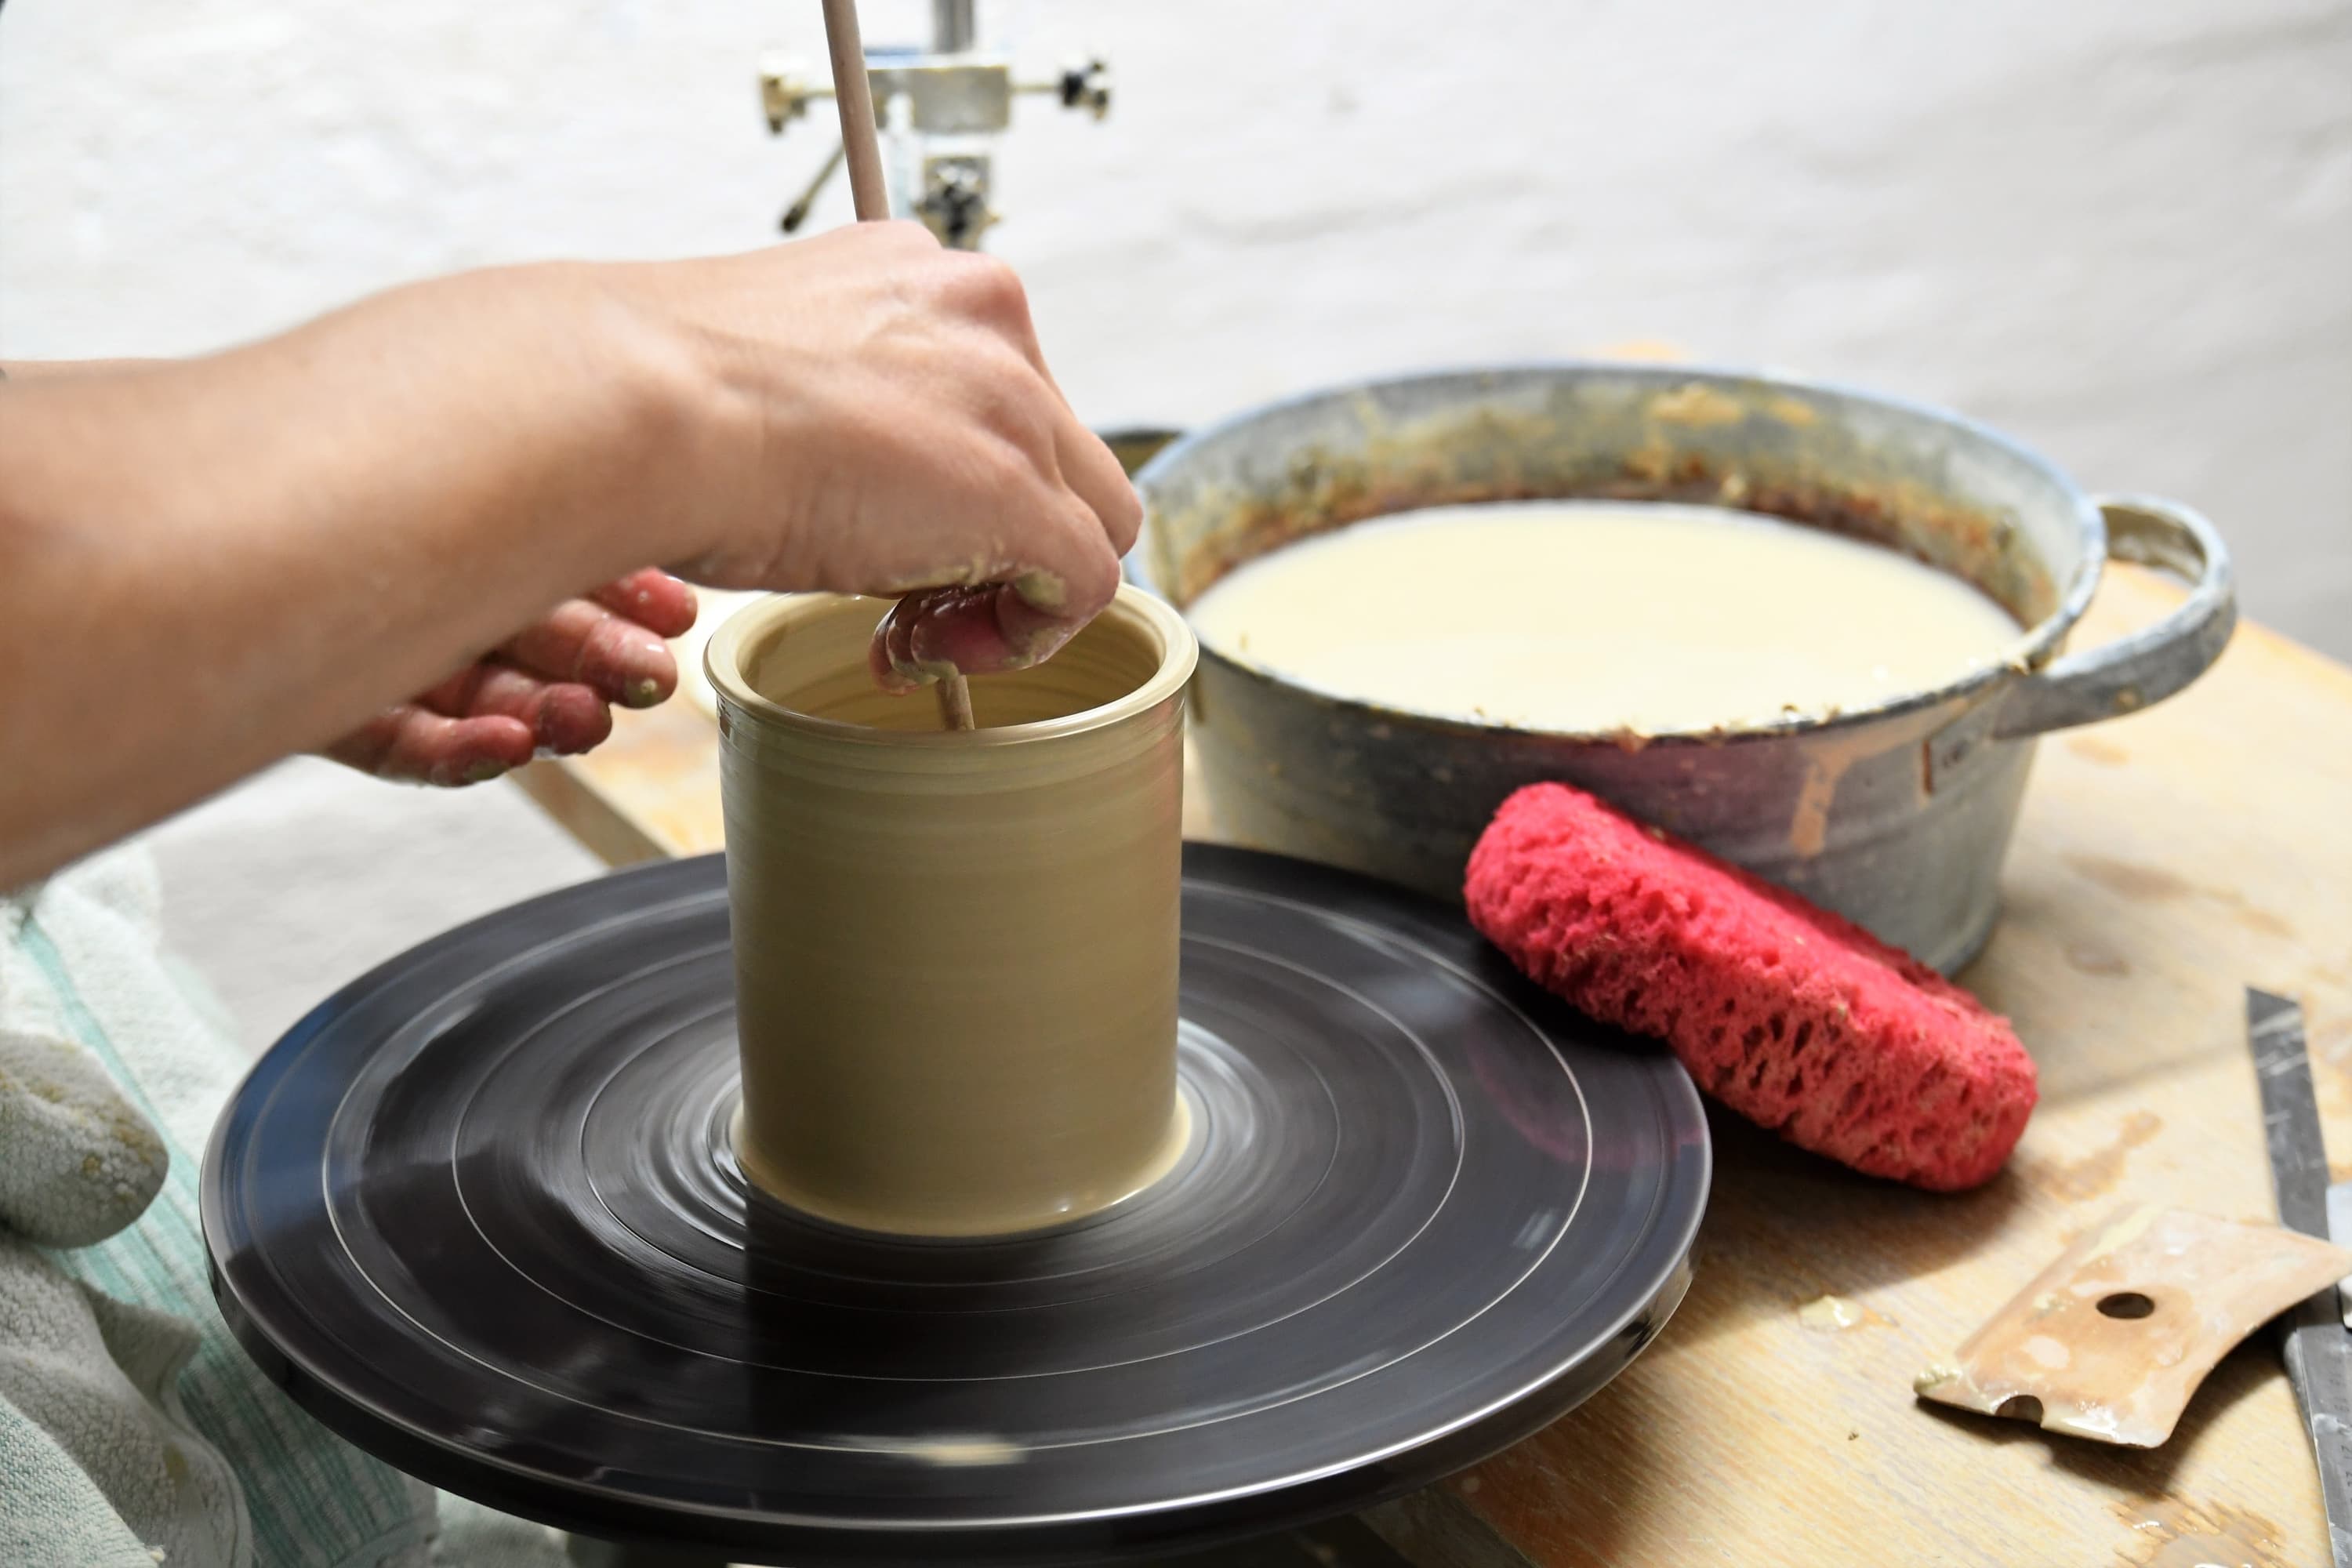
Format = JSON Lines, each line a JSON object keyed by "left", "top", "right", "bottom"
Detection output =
{"left": 514, "top": 564, "right": 2352, "bottom": 1568}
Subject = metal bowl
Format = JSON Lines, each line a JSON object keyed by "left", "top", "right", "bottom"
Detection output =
{"left": 1130, "top": 363, "right": 2234, "bottom": 974}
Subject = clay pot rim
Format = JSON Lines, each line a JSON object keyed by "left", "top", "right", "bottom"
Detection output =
{"left": 704, "top": 583, "right": 1198, "bottom": 747}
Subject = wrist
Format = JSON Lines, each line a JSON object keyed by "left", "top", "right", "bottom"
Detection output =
{"left": 551, "top": 261, "right": 764, "bottom": 583}
{"left": 419, "top": 261, "right": 739, "bottom": 585}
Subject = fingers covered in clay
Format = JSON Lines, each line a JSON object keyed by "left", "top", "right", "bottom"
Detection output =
{"left": 863, "top": 477, "right": 1131, "bottom": 693}
{"left": 321, "top": 568, "right": 694, "bottom": 786}
{"left": 869, "top": 581, "right": 1089, "bottom": 693}
{"left": 417, "top": 662, "right": 613, "bottom": 755}
{"left": 590, "top": 568, "right": 699, "bottom": 640}
{"left": 321, "top": 706, "right": 537, "bottom": 786}
{"left": 502, "top": 597, "right": 680, "bottom": 710}
{"left": 612, "top": 229, "right": 1134, "bottom": 691}
{"left": 325, "top": 657, "right": 612, "bottom": 787}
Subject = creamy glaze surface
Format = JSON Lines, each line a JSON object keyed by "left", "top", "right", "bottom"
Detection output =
{"left": 1186, "top": 502, "right": 2025, "bottom": 734}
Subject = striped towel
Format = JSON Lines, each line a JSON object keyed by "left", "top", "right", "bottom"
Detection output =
{"left": 1, "top": 845, "right": 436, "bottom": 1568}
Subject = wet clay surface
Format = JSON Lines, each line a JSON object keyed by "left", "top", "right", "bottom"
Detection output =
{"left": 2033, "top": 1110, "right": 2166, "bottom": 1203}
{"left": 1795, "top": 1293, "right": 1893, "bottom": 1333}
{"left": 1185, "top": 501, "right": 2024, "bottom": 737}
{"left": 2114, "top": 1497, "right": 2293, "bottom": 1568}
{"left": 710, "top": 589, "right": 1196, "bottom": 1236}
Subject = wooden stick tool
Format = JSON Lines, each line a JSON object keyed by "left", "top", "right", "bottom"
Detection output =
{"left": 819, "top": 0, "right": 978, "bottom": 733}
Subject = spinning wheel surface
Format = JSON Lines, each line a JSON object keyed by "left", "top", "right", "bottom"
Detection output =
{"left": 203, "top": 847, "right": 1707, "bottom": 1564}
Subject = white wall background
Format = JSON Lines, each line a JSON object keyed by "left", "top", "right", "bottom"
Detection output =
{"left": 5, "top": 0, "right": 2349, "bottom": 653}
{"left": 2, "top": 0, "right": 2349, "bottom": 1050}
{"left": 4, "top": 0, "right": 2352, "bottom": 648}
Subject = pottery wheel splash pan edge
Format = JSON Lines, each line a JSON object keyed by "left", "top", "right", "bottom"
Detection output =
{"left": 202, "top": 846, "right": 1709, "bottom": 1565}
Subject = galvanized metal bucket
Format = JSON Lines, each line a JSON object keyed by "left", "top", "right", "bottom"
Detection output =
{"left": 1129, "top": 363, "right": 2234, "bottom": 974}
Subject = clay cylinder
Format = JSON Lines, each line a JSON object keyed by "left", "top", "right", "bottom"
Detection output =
{"left": 706, "top": 586, "right": 1198, "bottom": 1237}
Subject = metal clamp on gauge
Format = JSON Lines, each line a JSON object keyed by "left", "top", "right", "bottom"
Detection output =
{"left": 760, "top": 0, "right": 1111, "bottom": 248}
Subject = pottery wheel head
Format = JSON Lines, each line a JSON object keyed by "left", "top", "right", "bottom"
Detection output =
{"left": 203, "top": 847, "right": 1708, "bottom": 1564}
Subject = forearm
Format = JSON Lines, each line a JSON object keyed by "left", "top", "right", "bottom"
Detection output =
{"left": 0, "top": 359, "right": 163, "bottom": 379}
{"left": 0, "top": 265, "right": 711, "bottom": 885}
{"left": 0, "top": 226, "right": 1138, "bottom": 885}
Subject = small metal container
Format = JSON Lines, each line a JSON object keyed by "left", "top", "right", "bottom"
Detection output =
{"left": 1131, "top": 364, "right": 2234, "bottom": 973}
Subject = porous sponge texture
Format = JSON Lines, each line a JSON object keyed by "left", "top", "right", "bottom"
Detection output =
{"left": 1465, "top": 782, "right": 2035, "bottom": 1191}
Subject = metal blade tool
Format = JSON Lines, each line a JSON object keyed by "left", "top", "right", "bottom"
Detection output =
{"left": 2249, "top": 986, "right": 2352, "bottom": 1566}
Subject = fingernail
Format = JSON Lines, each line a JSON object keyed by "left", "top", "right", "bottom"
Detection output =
{"left": 1012, "top": 570, "right": 1068, "bottom": 612}
{"left": 897, "top": 657, "right": 959, "bottom": 690}
{"left": 880, "top": 562, "right": 979, "bottom": 594}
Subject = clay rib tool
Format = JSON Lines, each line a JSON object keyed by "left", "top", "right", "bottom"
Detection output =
{"left": 818, "top": 0, "right": 978, "bottom": 733}
{"left": 2248, "top": 986, "right": 2352, "bottom": 1566}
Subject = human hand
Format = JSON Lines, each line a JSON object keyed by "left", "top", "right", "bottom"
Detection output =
{"left": 631, "top": 223, "right": 1140, "bottom": 692}
{"left": 0, "top": 230, "right": 1136, "bottom": 887}
{"left": 319, "top": 568, "right": 696, "bottom": 786}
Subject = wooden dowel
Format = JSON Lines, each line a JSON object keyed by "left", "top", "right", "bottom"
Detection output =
{"left": 819, "top": 0, "right": 891, "bottom": 222}
{"left": 818, "top": 0, "right": 979, "bottom": 733}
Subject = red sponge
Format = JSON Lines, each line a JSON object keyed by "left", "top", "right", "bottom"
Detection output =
{"left": 1465, "top": 782, "right": 2035, "bottom": 1191}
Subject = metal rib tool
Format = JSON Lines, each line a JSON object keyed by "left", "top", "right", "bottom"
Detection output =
{"left": 2249, "top": 986, "right": 2352, "bottom": 1567}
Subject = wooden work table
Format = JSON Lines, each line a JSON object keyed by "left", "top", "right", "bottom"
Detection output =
{"left": 514, "top": 565, "right": 2352, "bottom": 1568}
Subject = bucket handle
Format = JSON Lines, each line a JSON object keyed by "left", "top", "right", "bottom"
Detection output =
{"left": 1993, "top": 495, "right": 2236, "bottom": 741}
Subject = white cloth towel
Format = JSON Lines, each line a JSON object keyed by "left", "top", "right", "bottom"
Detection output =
{"left": 0, "top": 846, "right": 454, "bottom": 1568}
